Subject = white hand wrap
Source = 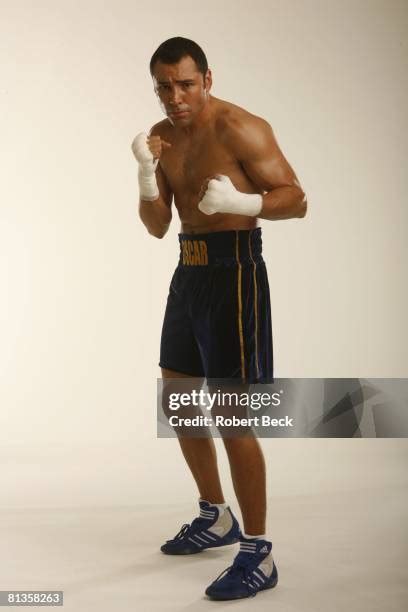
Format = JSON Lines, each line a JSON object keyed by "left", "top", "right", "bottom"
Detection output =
{"left": 198, "top": 175, "right": 263, "bottom": 217}
{"left": 133, "top": 132, "right": 159, "bottom": 201}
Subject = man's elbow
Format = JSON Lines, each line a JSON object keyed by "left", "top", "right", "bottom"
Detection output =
{"left": 296, "top": 192, "right": 308, "bottom": 218}
{"left": 148, "top": 224, "right": 169, "bottom": 239}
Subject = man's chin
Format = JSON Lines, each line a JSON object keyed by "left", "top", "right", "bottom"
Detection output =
{"left": 168, "top": 111, "right": 192, "bottom": 125}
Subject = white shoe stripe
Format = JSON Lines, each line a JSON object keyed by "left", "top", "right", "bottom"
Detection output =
{"left": 240, "top": 551, "right": 256, "bottom": 554}
{"left": 200, "top": 515, "right": 215, "bottom": 520}
{"left": 204, "top": 531, "right": 217, "bottom": 541}
{"left": 253, "top": 569, "right": 265, "bottom": 583}
{"left": 188, "top": 536, "right": 202, "bottom": 547}
{"left": 200, "top": 513, "right": 215, "bottom": 519}
{"left": 240, "top": 547, "right": 256, "bottom": 552}
{"left": 251, "top": 578, "right": 261, "bottom": 587}
{"left": 195, "top": 534, "right": 209, "bottom": 544}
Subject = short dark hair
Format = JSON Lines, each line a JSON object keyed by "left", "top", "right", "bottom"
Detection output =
{"left": 150, "top": 37, "right": 208, "bottom": 76}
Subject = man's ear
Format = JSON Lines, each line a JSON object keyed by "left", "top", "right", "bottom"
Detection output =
{"left": 204, "top": 69, "right": 212, "bottom": 93}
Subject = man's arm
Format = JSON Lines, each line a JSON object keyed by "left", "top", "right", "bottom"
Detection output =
{"left": 198, "top": 115, "right": 307, "bottom": 220}
{"left": 139, "top": 162, "right": 173, "bottom": 238}
{"left": 131, "top": 128, "right": 173, "bottom": 239}
{"left": 231, "top": 116, "right": 307, "bottom": 220}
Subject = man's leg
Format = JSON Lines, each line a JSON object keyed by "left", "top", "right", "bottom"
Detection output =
{"left": 208, "top": 381, "right": 267, "bottom": 536}
{"left": 222, "top": 436, "right": 266, "bottom": 535}
{"left": 206, "top": 395, "right": 277, "bottom": 600}
{"left": 162, "top": 367, "right": 225, "bottom": 503}
{"left": 160, "top": 367, "right": 241, "bottom": 555}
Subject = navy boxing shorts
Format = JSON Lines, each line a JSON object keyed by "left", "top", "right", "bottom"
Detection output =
{"left": 159, "top": 228, "right": 273, "bottom": 383}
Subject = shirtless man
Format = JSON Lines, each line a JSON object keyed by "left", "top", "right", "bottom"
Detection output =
{"left": 131, "top": 37, "right": 307, "bottom": 601}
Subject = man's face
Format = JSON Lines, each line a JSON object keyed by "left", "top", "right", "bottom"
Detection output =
{"left": 152, "top": 56, "right": 212, "bottom": 126}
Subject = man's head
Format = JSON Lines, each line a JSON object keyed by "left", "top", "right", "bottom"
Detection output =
{"left": 150, "top": 37, "right": 212, "bottom": 126}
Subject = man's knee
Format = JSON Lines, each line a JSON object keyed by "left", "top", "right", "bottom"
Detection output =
{"left": 160, "top": 374, "right": 209, "bottom": 437}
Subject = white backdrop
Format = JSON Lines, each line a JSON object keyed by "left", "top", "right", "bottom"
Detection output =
{"left": 1, "top": 0, "right": 407, "bottom": 509}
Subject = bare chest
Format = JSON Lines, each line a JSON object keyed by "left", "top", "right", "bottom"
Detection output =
{"left": 160, "top": 135, "right": 238, "bottom": 197}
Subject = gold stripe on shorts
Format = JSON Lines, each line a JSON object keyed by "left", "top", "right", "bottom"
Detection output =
{"left": 248, "top": 230, "right": 260, "bottom": 380}
{"left": 235, "top": 231, "right": 246, "bottom": 380}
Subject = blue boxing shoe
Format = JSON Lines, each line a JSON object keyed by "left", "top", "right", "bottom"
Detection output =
{"left": 160, "top": 500, "right": 241, "bottom": 555}
{"left": 205, "top": 536, "right": 278, "bottom": 600}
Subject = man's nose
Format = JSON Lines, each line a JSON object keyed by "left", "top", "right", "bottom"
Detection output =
{"left": 169, "top": 86, "right": 183, "bottom": 106}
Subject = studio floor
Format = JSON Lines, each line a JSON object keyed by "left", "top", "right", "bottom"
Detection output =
{"left": 1, "top": 464, "right": 407, "bottom": 612}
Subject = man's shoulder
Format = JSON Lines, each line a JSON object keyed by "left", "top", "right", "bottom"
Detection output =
{"left": 214, "top": 99, "right": 272, "bottom": 149}
{"left": 149, "top": 118, "right": 172, "bottom": 137}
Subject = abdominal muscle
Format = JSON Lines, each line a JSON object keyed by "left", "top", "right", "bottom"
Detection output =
{"left": 178, "top": 210, "right": 258, "bottom": 235}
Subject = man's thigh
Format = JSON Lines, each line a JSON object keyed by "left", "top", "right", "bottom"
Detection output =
{"left": 159, "top": 267, "right": 205, "bottom": 378}
{"left": 192, "top": 261, "right": 273, "bottom": 384}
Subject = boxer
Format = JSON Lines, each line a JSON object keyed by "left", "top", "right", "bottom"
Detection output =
{"left": 132, "top": 36, "right": 307, "bottom": 601}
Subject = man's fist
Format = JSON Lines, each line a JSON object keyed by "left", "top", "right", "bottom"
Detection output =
{"left": 198, "top": 174, "right": 263, "bottom": 217}
{"left": 147, "top": 135, "right": 172, "bottom": 159}
{"left": 131, "top": 133, "right": 172, "bottom": 164}
{"left": 131, "top": 132, "right": 160, "bottom": 201}
{"left": 131, "top": 132, "right": 154, "bottom": 165}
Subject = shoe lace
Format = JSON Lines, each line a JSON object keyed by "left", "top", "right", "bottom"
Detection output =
{"left": 170, "top": 517, "right": 208, "bottom": 542}
{"left": 214, "top": 558, "right": 256, "bottom": 596}
{"left": 172, "top": 523, "right": 190, "bottom": 541}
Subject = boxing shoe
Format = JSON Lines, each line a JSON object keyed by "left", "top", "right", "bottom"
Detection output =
{"left": 205, "top": 535, "right": 278, "bottom": 600}
{"left": 160, "top": 500, "right": 241, "bottom": 555}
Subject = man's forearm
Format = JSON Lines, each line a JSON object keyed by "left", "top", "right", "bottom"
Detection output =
{"left": 258, "top": 186, "right": 307, "bottom": 221}
{"left": 139, "top": 196, "right": 172, "bottom": 239}
{"left": 132, "top": 131, "right": 172, "bottom": 238}
{"left": 198, "top": 176, "right": 307, "bottom": 220}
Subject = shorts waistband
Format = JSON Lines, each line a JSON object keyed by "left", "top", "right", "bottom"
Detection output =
{"left": 178, "top": 228, "right": 263, "bottom": 267}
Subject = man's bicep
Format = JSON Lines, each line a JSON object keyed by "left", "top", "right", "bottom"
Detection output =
{"left": 239, "top": 122, "right": 302, "bottom": 192}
